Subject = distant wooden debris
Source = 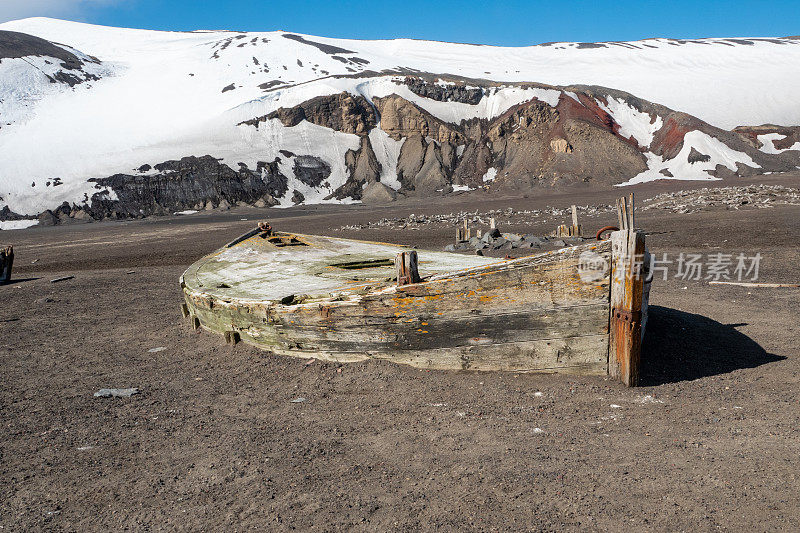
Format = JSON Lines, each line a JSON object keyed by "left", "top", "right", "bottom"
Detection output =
{"left": 709, "top": 281, "right": 799, "bottom": 288}
{"left": 456, "top": 219, "right": 472, "bottom": 242}
{"left": 556, "top": 205, "right": 582, "bottom": 237}
{"left": 0, "top": 245, "right": 13, "bottom": 285}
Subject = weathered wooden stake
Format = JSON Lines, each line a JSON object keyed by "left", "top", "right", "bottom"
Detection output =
{"left": 628, "top": 192, "right": 635, "bottom": 229}
{"left": 609, "top": 228, "right": 646, "bottom": 386}
{"left": 489, "top": 217, "right": 496, "bottom": 230}
{"left": 0, "top": 245, "right": 13, "bottom": 285}
{"left": 395, "top": 251, "right": 421, "bottom": 286}
{"left": 571, "top": 205, "right": 579, "bottom": 227}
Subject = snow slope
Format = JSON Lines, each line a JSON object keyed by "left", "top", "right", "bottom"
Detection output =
{"left": 5, "top": 17, "right": 799, "bottom": 129}
{"left": 1, "top": 17, "right": 799, "bottom": 219}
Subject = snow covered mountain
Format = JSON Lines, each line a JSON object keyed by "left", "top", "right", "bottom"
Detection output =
{"left": 1, "top": 17, "right": 799, "bottom": 224}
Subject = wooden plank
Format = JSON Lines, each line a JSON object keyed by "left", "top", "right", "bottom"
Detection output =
{"left": 0, "top": 245, "right": 13, "bottom": 285}
{"left": 628, "top": 192, "right": 635, "bottom": 229}
{"left": 609, "top": 230, "right": 646, "bottom": 386}
{"left": 376, "top": 334, "right": 610, "bottom": 372}
{"left": 187, "top": 294, "right": 609, "bottom": 353}
{"left": 235, "top": 333, "right": 610, "bottom": 373}
{"left": 708, "top": 281, "right": 799, "bottom": 288}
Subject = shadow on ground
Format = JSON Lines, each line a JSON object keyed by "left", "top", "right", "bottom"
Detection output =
{"left": 640, "top": 305, "right": 785, "bottom": 386}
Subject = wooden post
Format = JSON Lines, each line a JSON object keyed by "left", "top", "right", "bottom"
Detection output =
{"left": 571, "top": 205, "right": 578, "bottom": 234}
{"left": 0, "top": 245, "right": 13, "bottom": 284}
{"left": 609, "top": 229, "right": 646, "bottom": 386}
{"left": 628, "top": 192, "right": 635, "bottom": 229}
{"left": 489, "top": 217, "right": 496, "bottom": 230}
{"left": 395, "top": 251, "right": 421, "bottom": 286}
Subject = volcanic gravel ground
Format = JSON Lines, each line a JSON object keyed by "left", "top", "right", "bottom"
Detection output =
{"left": 1, "top": 175, "right": 799, "bottom": 531}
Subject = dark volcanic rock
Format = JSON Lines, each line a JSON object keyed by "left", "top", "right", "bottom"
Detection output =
{"left": 331, "top": 136, "right": 381, "bottom": 200}
{"left": 0, "top": 30, "right": 99, "bottom": 87}
{"left": 89, "top": 155, "right": 288, "bottom": 219}
{"left": 37, "top": 210, "right": 58, "bottom": 226}
{"left": 0, "top": 30, "right": 81, "bottom": 64}
{"left": 243, "top": 92, "right": 376, "bottom": 135}
{"left": 281, "top": 34, "right": 355, "bottom": 55}
{"left": 688, "top": 147, "right": 711, "bottom": 163}
{"left": 403, "top": 76, "right": 484, "bottom": 104}
{"left": 292, "top": 156, "right": 330, "bottom": 187}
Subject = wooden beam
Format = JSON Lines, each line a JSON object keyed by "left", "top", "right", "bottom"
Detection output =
{"left": 395, "top": 251, "right": 421, "bottom": 286}
{"left": 709, "top": 281, "right": 800, "bottom": 288}
{"left": 628, "top": 192, "right": 635, "bottom": 230}
{"left": 571, "top": 205, "right": 579, "bottom": 227}
{"left": 609, "top": 230, "right": 646, "bottom": 386}
{"left": 0, "top": 245, "right": 13, "bottom": 285}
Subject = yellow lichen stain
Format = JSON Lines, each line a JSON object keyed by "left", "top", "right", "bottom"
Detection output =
{"left": 421, "top": 322, "right": 428, "bottom": 326}
{"left": 417, "top": 329, "right": 429, "bottom": 333}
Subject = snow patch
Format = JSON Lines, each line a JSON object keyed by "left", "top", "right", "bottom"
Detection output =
{"left": 482, "top": 167, "right": 497, "bottom": 182}
{"left": 757, "top": 133, "right": 800, "bottom": 154}
{"left": 597, "top": 97, "right": 662, "bottom": 148}
{"left": 0, "top": 219, "right": 38, "bottom": 230}
{"left": 619, "top": 131, "right": 760, "bottom": 185}
{"left": 368, "top": 127, "right": 403, "bottom": 190}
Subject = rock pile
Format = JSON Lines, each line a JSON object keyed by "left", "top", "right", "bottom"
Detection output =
{"left": 338, "top": 205, "right": 611, "bottom": 232}
{"left": 642, "top": 185, "right": 800, "bottom": 214}
{"left": 445, "top": 229, "right": 588, "bottom": 253}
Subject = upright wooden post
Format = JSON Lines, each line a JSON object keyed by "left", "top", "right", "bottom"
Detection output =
{"left": 0, "top": 245, "right": 13, "bottom": 285}
{"left": 628, "top": 192, "right": 635, "bottom": 229}
{"left": 609, "top": 229, "right": 646, "bottom": 386}
{"left": 395, "top": 251, "right": 420, "bottom": 286}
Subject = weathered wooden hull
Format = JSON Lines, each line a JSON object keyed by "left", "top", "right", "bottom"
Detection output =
{"left": 181, "top": 229, "right": 648, "bottom": 378}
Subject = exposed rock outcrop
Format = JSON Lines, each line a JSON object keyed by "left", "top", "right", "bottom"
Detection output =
{"left": 402, "top": 76, "right": 484, "bottom": 104}
{"left": 331, "top": 136, "right": 381, "bottom": 200}
{"left": 0, "top": 30, "right": 100, "bottom": 87}
{"left": 292, "top": 156, "right": 330, "bottom": 187}
{"left": 88, "top": 155, "right": 287, "bottom": 219}
{"left": 243, "top": 92, "right": 376, "bottom": 135}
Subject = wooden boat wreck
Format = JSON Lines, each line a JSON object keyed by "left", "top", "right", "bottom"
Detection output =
{"left": 181, "top": 197, "right": 650, "bottom": 386}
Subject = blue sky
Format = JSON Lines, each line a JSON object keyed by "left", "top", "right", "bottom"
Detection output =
{"left": 2, "top": 0, "right": 799, "bottom": 45}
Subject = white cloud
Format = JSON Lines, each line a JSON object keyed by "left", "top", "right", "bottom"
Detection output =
{"left": 0, "top": 0, "right": 121, "bottom": 23}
